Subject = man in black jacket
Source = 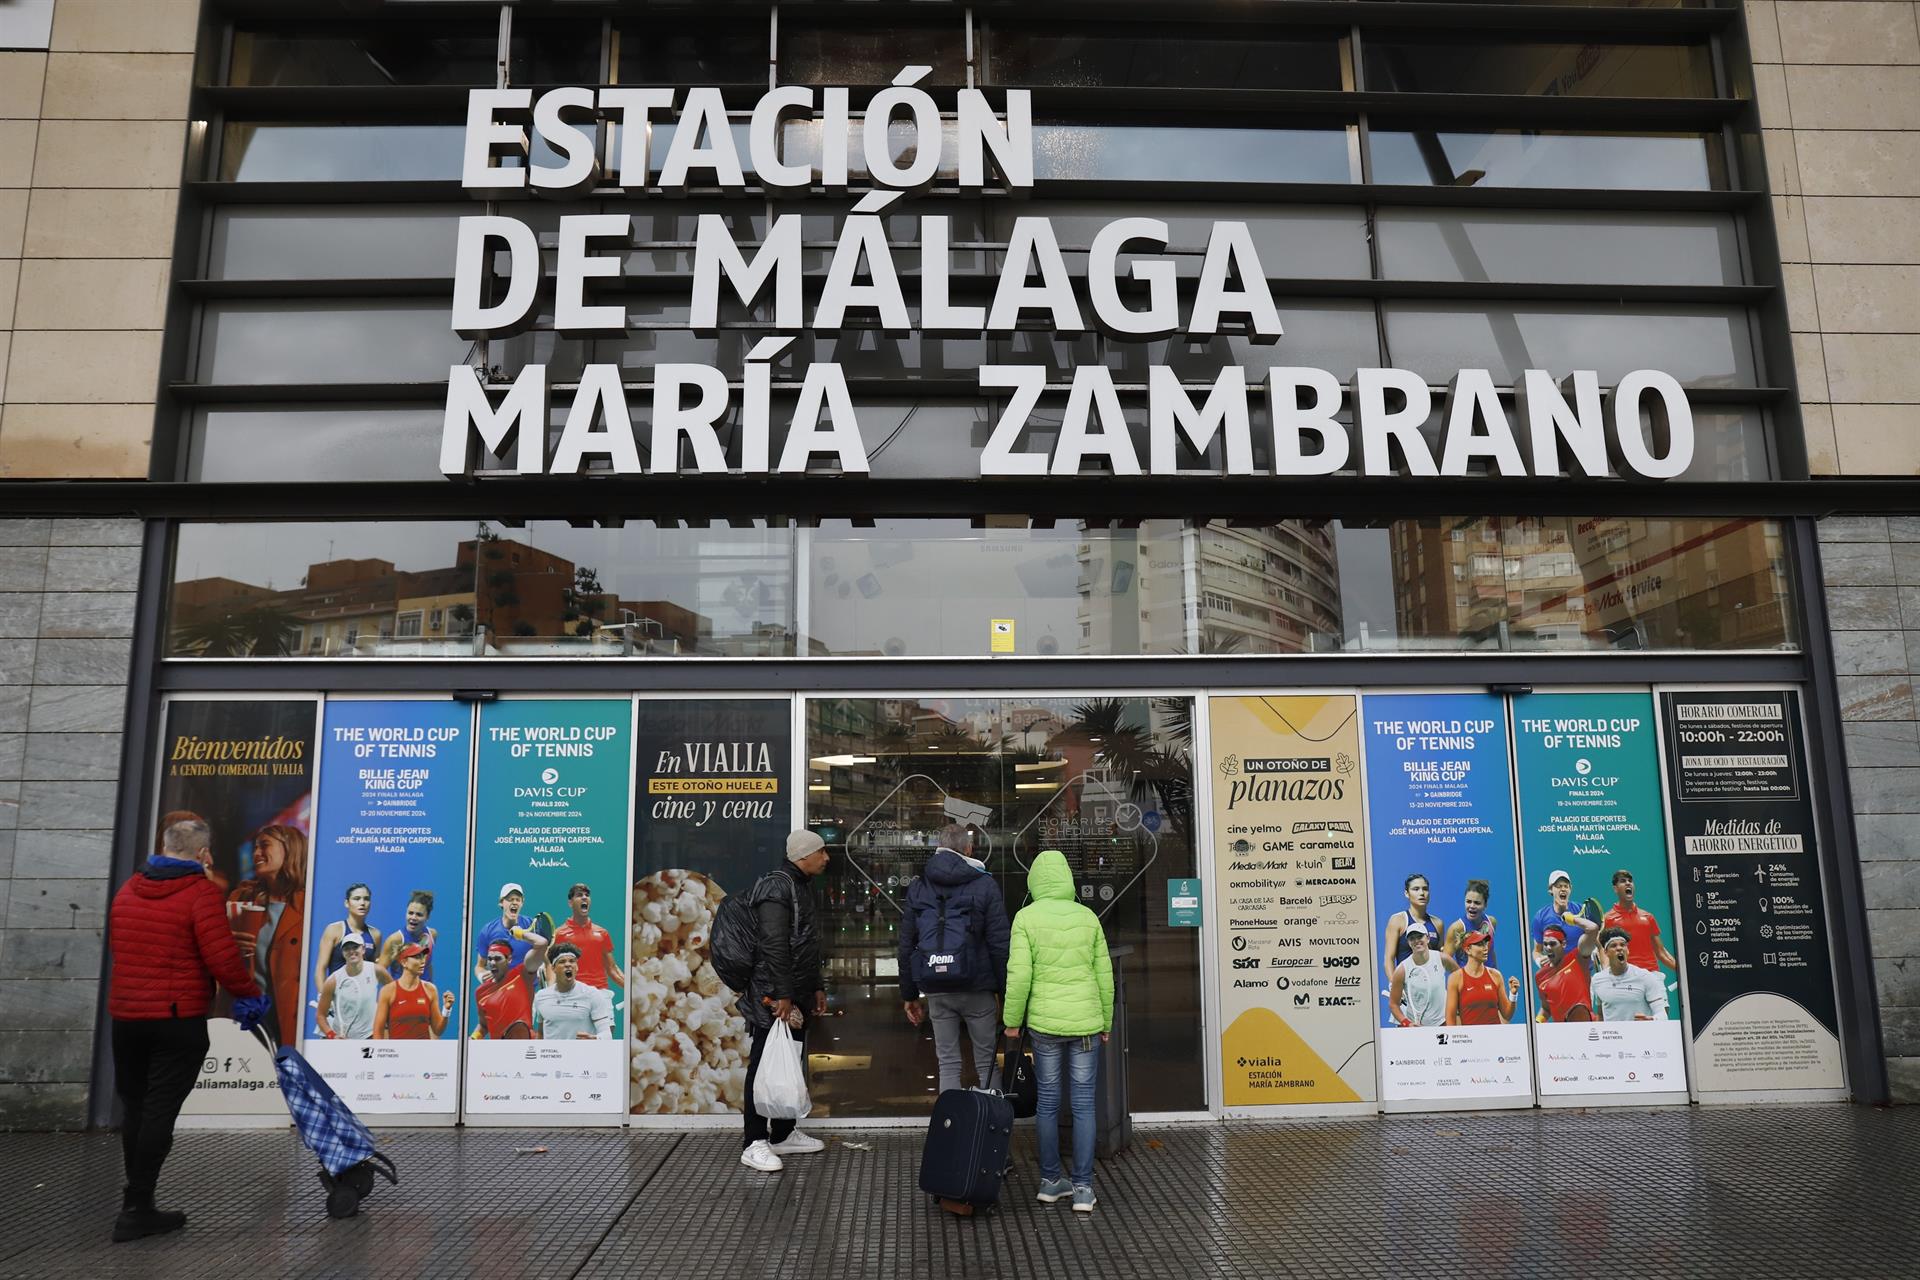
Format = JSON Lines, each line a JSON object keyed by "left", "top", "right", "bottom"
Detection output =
{"left": 899, "top": 822, "right": 1011, "bottom": 1092}
{"left": 740, "top": 829, "right": 829, "bottom": 1172}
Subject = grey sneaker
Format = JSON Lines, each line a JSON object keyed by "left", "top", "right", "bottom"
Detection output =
{"left": 1036, "top": 1176, "right": 1073, "bottom": 1203}
{"left": 1072, "top": 1184, "right": 1097, "bottom": 1213}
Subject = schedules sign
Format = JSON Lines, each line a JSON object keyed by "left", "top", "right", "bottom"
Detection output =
{"left": 467, "top": 699, "right": 633, "bottom": 1118}
{"left": 1661, "top": 691, "right": 1844, "bottom": 1094}
{"left": 629, "top": 699, "right": 788, "bottom": 1115}
{"left": 1514, "top": 692, "right": 1686, "bottom": 1098}
{"left": 304, "top": 700, "right": 471, "bottom": 1116}
{"left": 1209, "top": 695, "right": 1373, "bottom": 1107}
{"left": 156, "top": 698, "right": 317, "bottom": 1118}
{"left": 1362, "top": 693, "right": 1532, "bottom": 1104}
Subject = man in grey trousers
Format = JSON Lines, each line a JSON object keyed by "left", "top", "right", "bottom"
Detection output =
{"left": 899, "top": 822, "right": 1012, "bottom": 1093}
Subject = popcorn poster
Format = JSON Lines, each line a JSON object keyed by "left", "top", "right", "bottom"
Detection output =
{"left": 629, "top": 700, "right": 791, "bottom": 1115}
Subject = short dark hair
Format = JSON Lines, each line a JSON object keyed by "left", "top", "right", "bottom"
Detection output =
{"left": 1465, "top": 879, "right": 1489, "bottom": 898}
{"left": 548, "top": 942, "right": 582, "bottom": 962}
{"left": 408, "top": 889, "right": 434, "bottom": 912}
{"left": 1598, "top": 927, "right": 1632, "bottom": 948}
{"left": 1612, "top": 869, "right": 1634, "bottom": 886}
{"left": 568, "top": 882, "right": 591, "bottom": 900}
{"left": 346, "top": 882, "right": 370, "bottom": 899}
{"left": 1404, "top": 873, "right": 1428, "bottom": 891}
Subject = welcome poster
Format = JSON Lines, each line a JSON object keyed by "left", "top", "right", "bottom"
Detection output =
{"left": 304, "top": 699, "right": 471, "bottom": 1116}
{"left": 1209, "top": 695, "right": 1374, "bottom": 1107}
{"left": 157, "top": 697, "right": 317, "bottom": 1118}
{"left": 1362, "top": 693, "right": 1532, "bottom": 1105}
{"left": 467, "top": 698, "right": 632, "bottom": 1119}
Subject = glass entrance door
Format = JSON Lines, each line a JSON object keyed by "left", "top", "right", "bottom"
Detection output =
{"left": 804, "top": 695, "right": 1205, "bottom": 1117}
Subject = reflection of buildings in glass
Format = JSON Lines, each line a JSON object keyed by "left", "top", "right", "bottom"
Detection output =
{"left": 1392, "top": 518, "right": 1586, "bottom": 648}
{"left": 1389, "top": 517, "right": 1792, "bottom": 651}
{"left": 171, "top": 533, "right": 717, "bottom": 655}
{"left": 1569, "top": 518, "right": 1790, "bottom": 650}
{"left": 1191, "top": 524, "right": 1341, "bottom": 653}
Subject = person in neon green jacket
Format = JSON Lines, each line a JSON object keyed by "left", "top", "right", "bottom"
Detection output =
{"left": 1002, "top": 849, "right": 1114, "bottom": 1214}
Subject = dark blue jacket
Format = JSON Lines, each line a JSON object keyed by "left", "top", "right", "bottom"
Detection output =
{"left": 898, "top": 849, "right": 1012, "bottom": 1000}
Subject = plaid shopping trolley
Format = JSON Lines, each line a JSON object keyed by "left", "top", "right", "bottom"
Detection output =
{"left": 254, "top": 1027, "right": 400, "bottom": 1219}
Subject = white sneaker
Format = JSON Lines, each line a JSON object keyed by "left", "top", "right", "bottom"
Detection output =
{"left": 740, "top": 1140, "right": 784, "bottom": 1172}
{"left": 768, "top": 1130, "right": 825, "bottom": 1155}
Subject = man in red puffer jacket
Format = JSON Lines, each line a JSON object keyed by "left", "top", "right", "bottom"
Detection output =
{"left": 107, "top": 816, "right": 263, "bottom": 1243}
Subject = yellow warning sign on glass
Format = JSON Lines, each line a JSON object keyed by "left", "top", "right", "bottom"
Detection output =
{"left": 989, "top": 618, "right": 1015, "bottom": 653}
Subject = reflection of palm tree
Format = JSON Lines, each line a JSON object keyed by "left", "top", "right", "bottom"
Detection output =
{"left": 173, "top": 604, "right": 301, "bottom": 657}
{"left": 1068, "top": 698, "right": 1192, "bottom": 839}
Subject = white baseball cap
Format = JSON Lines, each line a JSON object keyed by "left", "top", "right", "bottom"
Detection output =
{"left": 341, "top": 931, "right": 368, "bottom": 950}
{"left": 499, "top": 882, "right": 524, "bottom": 899}
{"left": 1547, "top": 869, "right": 1571, "bottom": 888}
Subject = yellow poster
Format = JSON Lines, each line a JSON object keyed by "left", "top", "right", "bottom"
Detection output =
{"left": 1210, "top": 695, "right": 1375, "bottom": 1105}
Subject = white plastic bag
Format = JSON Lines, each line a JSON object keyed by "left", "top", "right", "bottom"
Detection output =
{"left": 752, "top": 1021, "right": 812, "bottom": 1119}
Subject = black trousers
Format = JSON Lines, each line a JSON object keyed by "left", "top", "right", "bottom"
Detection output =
{"left": 741, "top": 1018, "right": 807, "bottom": 1148}
{"left": 111, "top": 1017, "right": 210, "bottom": 1201}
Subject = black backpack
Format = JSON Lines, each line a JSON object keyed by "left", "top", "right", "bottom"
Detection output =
{"left": 910, "top": 887, "right": 981, "bottom": 992}
{"left": 709, "top": 894, "right": 757, "bottom": 993}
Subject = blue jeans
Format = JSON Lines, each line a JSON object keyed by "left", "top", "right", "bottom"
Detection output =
{"left": 1030, "top": 1030, "right": 1098, "bottom": 1187}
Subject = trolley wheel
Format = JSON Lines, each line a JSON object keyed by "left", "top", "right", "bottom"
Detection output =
{"left": 325, "top": 1180, "right": 362, "bottom": 1220}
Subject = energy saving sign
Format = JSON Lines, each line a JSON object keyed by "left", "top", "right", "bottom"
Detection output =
{"left": 1513, "top": 693, "right": 1687, "bottom": 1100}
{"left": 1362, "top": 693, "right": 1532, "bottom": 1105}
{"left": 440, "top": 81, "right": 1699, "bottom": 483}
{"left": 1661, "top": 691, "right": 1844, "bottom": 1095}
{"left": 467, "top": 699, "right": 633, "bottom": 1119}
{"left": 305, "top": 700, "right": 471, "bottom": 1117}
{"left": 1209, "top": 695, "right": 1374, "bottom": 1108}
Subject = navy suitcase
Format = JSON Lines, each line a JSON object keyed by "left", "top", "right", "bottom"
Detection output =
{"left": 919, "top": 1075, "right": 1014, "bottom": 1215}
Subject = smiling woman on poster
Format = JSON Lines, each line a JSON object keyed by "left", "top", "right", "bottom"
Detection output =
{"left": 312, "top": 883, "right": 383, "bottom": 1001}
{"left": 1445, "top": 931, "right": 1520, "bottom": 1026}
{"left": 226, "top": 823, "right": 308, "bottom": 1046}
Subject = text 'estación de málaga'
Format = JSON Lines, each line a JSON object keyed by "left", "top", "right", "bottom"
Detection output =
{"left": 442, "top": 75, "right": 1699, "bottom": 482}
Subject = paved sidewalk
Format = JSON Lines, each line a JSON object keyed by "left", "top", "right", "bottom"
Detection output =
{"left": 1, "top": 1105, "right": 1914, "bottom": 1279}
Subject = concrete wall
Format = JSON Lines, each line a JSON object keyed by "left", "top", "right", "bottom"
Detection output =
{"left": 0, "top": 0, "right": 194, "bottom": 1127}
{"left": 1752, "top": 1, "right": 1920, "bottom": 1097}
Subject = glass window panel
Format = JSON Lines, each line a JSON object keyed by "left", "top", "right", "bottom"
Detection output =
{"left": 219, "top": 123, "right": 468, "bottom": 182}
{"left": 508, "top": 21, "right": 605, "bottom": 85}
{"left": 166, "top": 518, "right": 1795, "bottom": 659}
{"left": 1369, "top": 128, "right": 1720, "bottom": 190}
{"left": 1363, "top": 41, "right": 1715, "bottom": 97}
{"left": 207, "top": 206, "right": 465, "bottom": 280}
{"left": 780, "top": 118, "right": 957, "bottom": 181}
{"left": 618, "top": 19, "right": 769, "bottom": 85}
{"left": 808, "top": 520, "right": 1189, "bottom": 657}
{"left": 780, "top": 21, "right": 966, "bottom": 85}
{"left": 984, "top": 23, "right": 1344, "bottom": 90}
{"left": 1375, "top": 209, "right": 1742, "bottom": 286}
{"left": 1034, "top": 122, "right": 1356, "bottom": 184}
{"left": 197, "top": 303, "right": 469, "bottom": 384}
{"left": 803, "top": 694, "right": 1204, "bottom": 1116}
{"left": 169, "top": 521, "right": 796, "bottom": 658}
{"left": 992, "top": 201, "right": 1370, "bottom": 279}
{"left": 229, "top": 29, "right": 500, "bottom": 86}
{"left": 1106, "top": 302, "right": 1381, "bottom": 385}
{"left": 1382, "top": 304, "right": 1755, "bottom": 386}
{"left": 187, "top": 407, "right": 445, "bottom": 482}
